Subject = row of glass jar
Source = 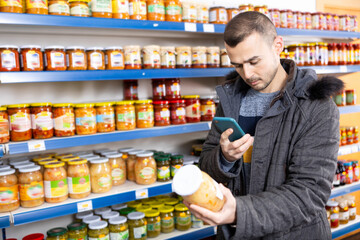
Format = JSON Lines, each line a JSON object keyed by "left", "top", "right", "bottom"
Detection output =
{"left": 281, "top": 43, "right": 360, "bottom": 66}
{"left": 334, "top": 160, "right": 360, "bottom": 188}
{"left": 0, "top": 44, "right": 232, "bottom": 72}
{"left": 339, "top": 126, "right": 359, "bottom": 147}
{"left": 334, "top": 89, "right": 356, "bottom": 107}
{"left": 326, "top": 195, "right": 357, "bottom": 229}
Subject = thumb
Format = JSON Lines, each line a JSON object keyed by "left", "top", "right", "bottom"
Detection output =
{"left": 219, "top": 183, "right": 232, "bottom": 197}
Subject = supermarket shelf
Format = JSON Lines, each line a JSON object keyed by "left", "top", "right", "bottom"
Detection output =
{"left": 338, "top": 143, "right": 360, "bottom": 156}
{"left": 4, "top": 122, "right": 211, "bottom": 155}
{"left": 276, "top": 28, "right": 360, "bottom": 39}
{"left": 153, "top": 226, "right": 216, "bottom": 240}
{"left": 338, "top": 106, "right": 360, "bottom": 114}
{"left": 332, "top": 216, "right": 360, "bottom": 239}
{"left": 330, "top": 181, "right": 360, "bottom": 198}
{"left": 302, "top": 65, "right": 360, "bottom": 74}
{"left": 0, "top": 213, "right": 10, "bottom": 228}
{"left": 10, "top": 181, "right": 172, "bottom": 226}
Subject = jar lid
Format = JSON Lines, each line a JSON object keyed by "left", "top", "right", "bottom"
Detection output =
{"left": 160, "top": 46, "right": 175, "bottom": 50}
{"left": 86, "top": 156, "right": 101, "bottom": 161}
{"left": 44, "top": 162, "right": 65, "bottom": 168}
{"left": 68, "top": 159, "right": 87, "bottom": 165}
{"left": 19, "top": 165, "right": 41, "bottom": 173}
{"left": 136, "top": 151, "right": 154, "bottom": 157}
{"left": 101, "top": 151, "right": 118, "bottom": 156}
{"left": 22, "top": 233, "right": 44, "bottom": 240}
{"left": 137, "top": 205, "right": 152, "bottom": 212}
{"left": 209, "top": 6, "right": 225, "bottom": 10}
{"left": 153, "top": 101, "right": 169, "bottom": 105}
{"left": 182, "top": 95, "right": 200, "bottom": 99}
{"left": 165, "top": 198, "right": 179, "bottom": 206}
{"left": 90, "top": 158, "right": 110, "bottom": 164}
{"left": 94, "top": 148, "right": 110, "bottom": 154}
{"left": 326, "top": 201, "right": 339, "bottom": 207}
{"left": 66, "top": 46, "right": 85, "bottom": 50}
{"left": 169, "top": 100, "right": 185, "bottom": 104}
{"left": 86, "top": 47, "right": 104, "bottom": 51}
{"left": 105, "top": 153, "right": 123, "bottom": 158}
{"left": 83, "top": 215, "right": 101, "bottom": 224}
{"left": 105, "top": 46, "right": 123, "bottom": 50}
{"left": 144, "top": 209, "right": 160, "bottom": 217}
{"left": 143, "top": 45, "right": 161, "bottom": 49}
{"left": 0, "top": 45, "right": 19, "bottom": 49}
{"left": 57, "top": 153, "right": 74, "bottom": 158}
{"left": 95, "top": 102, "right": 114, "bottom": 107}
{"left": 47, "top": 228, "right": 67, "bottom": 237}
{"left": 38, "top": 159, "right": 58, "bottom": 165}
{"left": 150, "top": 202, "right": 164, "bottom": 209}
{"left": 74, "top": 103, "right": 95, "bottom": 108}
{"left": 0, "top": 165, "right": 11, "bottom": 171}
{"left": 155, "top": 156, "right": 169, "bottom": 161}
{"left": 21, "top": 45, "right": 42, "bottom": 49}
{"left": 112, "top": 203, "right": 127, "bottom": 211}
{"left": 128, "top": 150, "right": 145, "bottom": 155}
{"left": 10, "top": 160, "right": 31, "bottom": 166}
{"left": 141, "top": 198, "right": 157, "bottom": 205}
{"left": 89, "top": 220, "right": 108, "bottom": 230}
{"left": 200, "top": 95, "right": 216, "bottom": 100}
{"left": 73, "top": 150, "right": 93, "bottom": 155}
{"left": 127, "top": 200, "right": 142, "bottom": 208}
{"left": 118, "top": 147, "right": 133, "bottom": 153}
{"left": 77, "top": 153, "right": 95, "bottom": 158}
{"left": 0, "top": 169, "right": 15, "bottom": 176}
{"left": 172, "top": 165, "right": 202, "bottom": 196}
{"left": 102, "top": 211, "right": 120, "bottom": 220}
{"left": 155, "top": 195, "right": 171, "bottom": 201}
{"left": 52, "top": 103, "right": 73, "bottom": 108}
{"left": 109, "top": 216, "right": 127, "bottom": 225}
{"left": 159, "top": 206, "right": 174, "bottom": 213}
{"left": 0, "top": 107, "right": 6, "bottom": 111}
{"left": 171, "top": 154, "right": 184, "bottom": 160}
{"left": 119, "top": 207, "right": 136, "bottom": 215}
{"left": 15, "top": 163, "right": 36, "bottom": 169}
{"left": 175, "top": 203, "right": 189, "bottom": 212}
{"left": 116, "top": 101, "right": 135, "bottom": 105}
{"left": 127, "top": 212, "right": 145, "bottom": 220}
{"left": 135, "top": 100, "right": 153, "bottom": 104}
{"left": 94, "top": 207, "right": 111, "bottom": 215}
{"left": 67, "top": 222, "right": 87, "bottom": 231}
{"left": 7, "top": 103, "right": 30, "bottom": 108}
{"left": 76, "top": 211, "right": 93, "bottom": 219}
{"left": 159, "top": 153, "right": 172, "bottom": 158}
{"left": 44, "top": 46, "right": 65, "bottom": 50}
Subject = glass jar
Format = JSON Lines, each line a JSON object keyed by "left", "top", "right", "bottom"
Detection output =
{"left": 135, "top": 100, "right": 154, "bottom": 128}
{"left": 18, "top": 165, "right": 44, "bottom": 208}
{"left": 135, "top": 152, "right": 156, "bottom": 185}
{"left": 90, "top": 158, "right": 112, "bottom": 193}
{"left": 155, "top": 156, "right": 171, "bottom": 182}
{"left": 115, "top": 101, "right": 136, "bottom": 131}
{"left": 0, "top": 169, "right": 19, "bottom": 212}
{"left": 159, "top": 46, "right": 176, "bottom": 69}
{"left": 83, "top": 215, "right": 102, "bottom": 226}
{"left": 164, "top": 0, "right": 181, "bottom": 22}
{"left": 67, "top": 222, "right": 87, "bottom": 240}
{"left": 196, "top": 4, "right": 208, "bottom": 23}
{"left": 354, "top": 127, "right": 359, "bottom": 143}
{"left": 67, "top": 159, "right": 90, "bottom": 199}
{"left": 142, "top": 45, "right": 161, "bottom": 69}
{"left": 340, "top": 15, "right": 351, "bottom": 31}
{"left": 175, "top": 46, "right": 191, "bottom": 68}
{"left": 344, "top": 162, "right": 354, "bottom": 184}
{"left": 347, "top": 43, "right": 355, "bottom": 65}
{"left": 346, "top": 89, "right": 356, "bottom": 105}
{"left": 44, "top": 162, "right": 68, "bottom": 203}
{"left": 169, "top": 100, "right": 186, "bottom": 125}
{"left": 128, "top": 212, "right": 146, "bottom": 240}
{"left": 206, "top": 47, "right": 220, "bottom": 68}
{"left": 152, "top": 79, "right": 166, "bottom": 100}
{"left": 112, "top": 0, "right": 129, "bottom": 19}
{"left": 102, "top": 211, "right": 120, "bottom": 222}
{"left": 159, "top": 206, "right": 174, "bottom": 233}
{"left": 0, "top": 45, "right": 20, "bottom": 72}
{"left": 200, "top": 96, "right": 215, "bottom": 121}
{"left": 174, "top": 204, "right": 191, "bottom": 231}
{"left": 326, "top": 13, "right": 333, "bottom": 31}
{"left": 328, "top": 43, "right": 338, "bottom": 66}
{"left": 338, "top": 43, "right": 347, "bottom": 65}
{"left": 183, "top": 95, "right": 200, "bottom": 123}
{"left": 191, "top": 46, "right": 207, "bottom": 68}
{"left": 7, "top": 104, "right": 32, "bottom": 142}
{"left": 353, "top": 160, "right": 359, "bottom": 182}
{"left": 66, "top": 47, "right": 87, "bottom": 70}
{"left": 153, "top": 100, "right": 170, "bottom": 126}
{"left": 76, "top": 211, "right": 93, "bottom": 222}
{"left": 129, "top": 0, "right": 146, "bottom": 20}
{"left": 0, "top": 107, "right": 9, "bottom": 144}
{"left": 304, "top": 43, "right": 316, "bottom": 66}
{"left": 333, "top": 14, "right": 340, "bottom": 31}
{"left": 170, "top": 154, "right": 183, "bottom": 178}
{"left": 52, "top": 103, "right": 75, "bottom": 137}
{"left": 288, "top": 44, "right": 304, "bottom": 66}
{"left": 69, "top": 0, "right": 90, "bottom": 17}
{"left": 316, "top": 42, "right": 328, "bottom": 66}
{"left": 209, "top": 6, "right": 227, "bottom": 24}
{"left": 109, "top": 216, "right": 129, "bottom": 240}
{"left": 350, "top": 15, "right": 358, "bottom": 32}
{"left": 182, "top": 2, "right": 196, "bottom": 23}
{"left": 91, "top": 0, "right": 112, "bottom": 18}
{"left": 123, "top": 80, "right": 139, "bottom": 101}
{"left": 293, "top": 11, "right": 303, "bottom": 29}
{"left": 20, "top": 45, "right": 44, "bottom": 71}
{"left": 346, "top": 127, "right": 354, "bottom": 145}
{"left": 30, "top": 102, "right": 54, "bottom": 139}
{"left": 44, "top": 46, "right": 67, "bottom": 71}
{"left": 119, "top": 148, "right": 133, "bottom": 159}
{"left": 268, "top": 8, "right": 280, "bottom": 28}
{"left": 124, "top": 45, "right": 142, "bottom": 70}
{"left": 106, "top": 153, "right": 126, "bottom": 186}
{"left": 147, "top": 0, "right": 164, "bottom": 21}
{"left": 0, "top": 0, "right": 22, "bottom": 13}
{"left": 127, "top": 150, "right": 144, "bottom": 181}
{"left": 220, "top": 49, "right": 231, "bottom": 67}
{"left": 165, "top": 78, "right": 181, "bottom": 100}
{"left": 145, "top": 210, "right": 161, "bottom": 237}
{"left": 87, "top": 47, "right": 105, "bottom": 70}
{"left": 311, "top": 12, "right": 324, "bottom": 30}
{"left": 226, "top": 8, "right": 239, "bottom": 22}
{"left": 46, "top": 228, "right": 68, "bottom": 240}
{"left": 344, "top": 195, "right": 356, "bottom": 221}
{"left": 354, "top": 44, "right": 360, "bottom": 65}
{"left": 338, "top": 199, "right": 349, "bottom": 225}
{"left": 88, "top": 221, "right": 110, "bottom": 240}
{"left": 26, "top": 0, "right": 48, "bottom": 14}
{"left": 105, "top": 47, "right": 125, "bottom": 70}
{"left": 280, "top": 10, "right": 288, "bottom": 28}
{"left": 95, "top": 102, "right": 115, "bottom": 133}
{"left": 74, "top": 103, "right": 96, "bottom": 135}
{"left": 48, "top": 0, "right": 70, "bottom": 15}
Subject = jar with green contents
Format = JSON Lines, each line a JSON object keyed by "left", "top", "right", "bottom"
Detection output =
{"left": 137, "top": 205, "right": 152, "bottom": 213}
{"left": 67, "top": 222, "right": 87, "bottom": 240}
{"left": 75, "top": 210, "right": 94, "bottom": 222}
{"left": 174, "top": 204, "right": 191, "bottom": 231}
{"left": 144, "top": 210, "right": 161, "bottom": 238}
{"left": 88, "top": 221, "right": 109, "bottom": 240}
{"left": 127, "top": 200, "right": 142, "bottom": 209}
{"left": 102, "top": 211, "right": 120, "bottom": 222}
{"left": 155, "top": 156, "right": 171, "bottom": 182}
{"left": 119, "top": 207, "right": 136, "bottom": 216}
{"left": 109, "top": 216, "right": 129, "bottom": 240}
{"left": 46, "top": 228, "right": 68, "bottom": 240}
{"left": 170, "top": 155, "right": 184, "bottom": 178}
{"left": 128, "top": 212, "right": 147, "bottom": 240}
{"left": 159, "top": 206, "right": 175, "bottom": 233}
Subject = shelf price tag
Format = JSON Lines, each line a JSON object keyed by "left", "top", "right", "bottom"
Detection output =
{"left": 203, "top": 24, "right": 215, "bottom": 33}
{"left": 184, "top": 22, "right": 197, "bottom": 32}
{"left": 28, "top": 140, "right": 46, "bottom": 152}
{"left": 77, "top": 200, "right": 93, "bottom": 212}
{"left": 135, "top": 189, "right": 149, "bottom": 199}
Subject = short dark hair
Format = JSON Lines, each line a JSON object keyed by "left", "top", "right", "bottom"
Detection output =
{"left": 224, "top": 11, "right": 277, "bottom": 47}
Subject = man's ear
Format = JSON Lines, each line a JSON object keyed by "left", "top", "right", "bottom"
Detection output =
{"left": 273, "top": 36, "right": 284, "bottom": 55}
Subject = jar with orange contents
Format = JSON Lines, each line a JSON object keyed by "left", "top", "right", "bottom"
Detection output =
{"left": 328, "top": 43, "right": 339, "bottom": 66}
{"left": 95, "top": 102, "right": 115, "bottom": 133}
{"left": 135, "top": 152, "right": 156, "bottom": 185}
{"left": 69, "top": 0, "right": 90, "bottom": 17}
{"left": 192, "top": 46, "right": 207, "bottom": 68}
{"left": 175, "top": 46, "right": 191, "bottom": 68}
{"left": 18, "top": 165, "right": 44, "bottom": 208}
{"left": 153, "top": 101, "right": 170, "bottom": 126}
{"left": 338, "top": 43, "right": 347, "bottom": 65}
{"left": 165, "top": 78, "right": 181, "bottom": 100}
{"left": 52, "top": 103, "right": 75, "bottom": 137}
{"left": 123, "top": 80, "right": 139, "bottom": 100}
{"left": 164, "top": 0, "right": 181, "bottom": 22}
{"left": 160, "top": 46, "right": 176, "bottom": 69}
{"left": 87, "top": 47, "right": 105, "bottom": 70}
{"left": 200, "top": 96, "right": 215, "bottom": 121}
{"left": 105, "top": 47, "right": 124, "bottom": 70}
{"left": 152, "top": 79, "right": 166, "bottom": 100}
{"left": 0, "top": 169, "right": 19, "bottom": 213}
{"left": 326, "top": 13, "right": 333, "bottom": 31}
{"left": 269, "top": 9, "right": 280, "bottom": 28}
{"left": 303, "top": 12, "right": 312, "bottom": 29}
{"left": 294, "top": 11, "right": 304, "bottom": 29}
{"left": 44, "top": 162, "right": 68, "bottom": 203}
{"left": 124, "top": 45, "right": 142, "bottom": 70}
{"left": 254, "top": 5, "right": 268, "bottom": 16}
{"left": 347, "top": 43, "right": 355, "bottom": 65}
{"left": 0, "top": 0, "right": 23, "bottom": 13}
{"left": 333, "top": 14, "right": 340, "bottom": 31}
{"left": 129, "top": 0, "right": 147, "bottom": 20}
{"left": 20, "top": 45, "right": 44, "bottom": 71}
{"left": 147, "top": 0, "right": 164, "bottom": 21}
{"left": 304, "top": 43, "right": 316, "bottom": 66}
{"left": 0, "top": 107, "right": 9, "bottom": 144}
{"left": 112, "top": 0, "right": 129, "bottom": 19}
{"left": 311, "top": 12, "right": 323, "bottom": 30}
{"left": 226, "top": 8, "right": 239, "bottom": 22}
{"left": 67, "top": 159, "right": 90, "bottom": 199}
{"left": 196, "top": 4, "right": 208, "bottom": 23}
{"left": 105, "top": 153, "right": 126, "bottom": 186}
{"left": 183, "top": 95, "right": 200, "bottom": 123}
{"left": 209, "top": 6, "right": 227, "bottom": 24}
{"left": 7, "top": 104, "right": 32, "bottom": 142}
{"left": 115, "top": 101, "right": 136, "bottom": 131}
{"left": 182, "top": 2, "right": 196, "bottom": 23}
{"left": 142, "top": 45, "right": 161, "bottom": 69}
{"left": 127, "top": 150, "right": 144, "bottom": 181}
{"left": 74, "top": 103, "right": 97, "bottom": 135}
{"left": 30, "top": 102, "right": 53, "bottom": 139}
{"left": 207, "top": 47, "right": 220, "bottom": 68}
{"left": 91, "top": 0, "right": 112, "bottom": 18}
{"left": 135, "top": 100, "right": 154, "bottom": 128}
{"left": 350, "top": 15, "right": 358, "bottom": 32}
{"left": 44, "top": 46, "right": 67, "bottom": 71}
{"left": 220, "top": 49, "right": 231, "bottom": 68}
{"left": 48, "top": 0, "right": 70, "bottom": 15}
{"left": 239, "top": 4, "right": 253, "bottom": 13}
{"left": 0, "top": 45, "right": 20, "bottom": 72}
{"left": 355, "top": 44, "right": 360, "bottom": 65}
{"left": 66, "top": 46, "right": 87, "bottom": 70}
{"left": 340, "top": 15, "right": 351, "bottom": 31}
{"left": 169, "top": 100, "right": 186, "bottom": 125}
{"left": 26, "top": 0, "right": 48, "bottom": 14}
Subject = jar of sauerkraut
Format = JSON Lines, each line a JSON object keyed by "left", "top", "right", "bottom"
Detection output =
{"left": 44, "top": 162, "right": 68, "bottom": 203}
{"left": 104, "top": 153, "right": 126, "bottom": 186}
{"left": 67, "top": 159, "right": 90, "bottom": 199}
{"left": 135, "top": 151, "right": 156, "bottom": 185}
{"left": 18, "top": 165, "right": 45, "bottom": 208}
{"left": 0, "top": 169, "right": 20, "bottom": 212}
{"left": 90, "top": 158, "right": 112, "bottom": 193}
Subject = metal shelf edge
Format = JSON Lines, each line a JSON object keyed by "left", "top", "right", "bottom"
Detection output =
{"left": 330, "top": 182, "right": 360, "bottom": 198}
{"left": 331, "top": 216, "right": 360, "bottom": 239}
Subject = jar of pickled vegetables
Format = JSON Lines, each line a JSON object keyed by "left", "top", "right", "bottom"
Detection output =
{"left": 102, "top": 211, "right": 120, "bottom": 222}
{"left": 175, "top": 46, "right": 191, "bottom": 68}
{"left": 220, "top": 49, "right": 231, "bottom": 68}
{"left": 8, "top": 104, "right": 32, "bottom": 142}
{"left": 52, "top": 103, "right": 76, "bottom": 137}
{"left": 159, "top": 206, "right": 174, "bottom": 233}
{"left": 26, "top": 0, "right": 48, "bottom": 14}
{"left": 124, "top": 80, "right": 138, "bottom": 101}
{"left": 30, "top": 102, "right": 54, "bottom": 139}
{"left": 129, "top": 0, "right": 147, "bottom": 20}
{"left": 76, "top": 211, "right": 93, "bottom": 222}
{"left": 135, "top": 151, "right": 156, "bottom": 185}
{"left": 20, "top": 45, "right": 44, "bottom": 71}
{"left": 144, "top": 210, "right": 160, "bottom": 237}
{"left": 209, "top": 6, "right": 227, "bottom": 24}
{"left": 182, "top": 2, "right": 196, "bottom": 23}
{"left": 90, "top": 157, "right": 112, "bottom": 193}
{"left": 0, "top": 45, "right": 20, "bottom": 72}
{"left": 142, "top": 45, "right": 161, "bottom": 69}
{"left": 128, "top": 212, "right": 147, "bottom": 240}
{"left": 164, "top": 0, "right": 181, "bottom": 22}
{"left": 192, "top": 46, "right": 207, "bottom": 68}
{"left": 0, "top": 169, "right": 19, "bottom": 212}
{"left": 112, "top": 0, "right": 129, "bottom": 19}
{"left": 183, "top": 95, "right": 200, "bottom": 123}
{"left": 170, "top": 154, "right": 183, "bottom": 178}
{"left": 106, "top": 153, "right": 126, "bottom": 186}
{"left": 153, "top": 100, "right": 170, "bottom": 126}
{"left": 88, "top": 221, "right": 109, "bottom": 240}
{"left": 0, "top": 0, "right": 22, "bottom": 13}
{"left": 339, "top": 198, "right": 349, "bottom": 225}
{"left": 109, "top": 216, "right": 129, "bottom": 240}
{"left": 120, "top": 207, "right": 136, "bottom": 216}
{"left": 200, "top": 96, "right": 215, "bottom": 121}
{"left": 174, "top": 204, "right": 191, "bottom": 231}
{"left": 169, "top": 100, "right": 186, "bottom": 125}
{"left": 66, "top": 47, "right": 87, "bottom": 70}
{"left": 147, "top": 0, "right": 164, "bottom": 21}
{"left": 87, "top": 47, "right": 105, "bottom": 70}
{"left": 75, "top": 103, "right": 97, "bottom": 135}
{"left": 48, "top": 0, "right": 70, "bottom": 15}
{"left": 165, "top": 78, "right": 181, "bottom": 100}
{"left": 44, "top": 162, "right": 68, "bottom": 203}
{"left": 152, "top": 79, "right": 166, "bottom": 100}
{"left": 344, "top": 195, "right": 356, "bottom": 221}
{"left": 196, "top": 4, "right": 208, "bottom": 23}
{"left": 160, "top": 46, "right": 176, "bottom": 69}
{"left": 115, "top": 101, "right": 136, "bottom": 131}
{"left": 46, "top": 228, "right": 68, "bottom": 240}
{"left": 127, "top": 150, "right": 144, "bottom": 181}
{"left": 91, "top": 0, "right": 112, "bottom": 18}
{"left": 135, "top": 100, "right": 154, "bottom": 128}
{"left": 95, "top": 102, "right": 115, "bottom": 133}
{"left": 67, "top": 222, "right": 87, "bottom": 240}
{"left": 206, "top": 47, "right": 220, "bottom": 68}
{"left": 155, "top": 156, "right": 170, "bottom": 182}
{"left": 0, "top": 107, "right": 9, "bottom": 144}
{"left": 67, "top": 159, "right": 90, "bottom": 199}
{"left": 69, "top": 0, "right": 90, "bottom": 17}
{"left": 44, "top": 46, "right": 67, "bottom": 71}
{"left": 18, "top": 165, "right": 44, "bottom": 208}
{"left": 124, "top": 45, "right": 142, "bottom": 70}
{"left": 83, "top": 215, "right": 102, "bottom": 226}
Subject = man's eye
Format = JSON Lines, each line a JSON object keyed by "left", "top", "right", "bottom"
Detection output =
{"left": 250, "top": 61, "right": 259, "bottom": 65}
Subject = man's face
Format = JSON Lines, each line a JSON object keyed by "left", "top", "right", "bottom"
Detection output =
{"left": 225, "top": 32, "right": 280, "bottom": 93}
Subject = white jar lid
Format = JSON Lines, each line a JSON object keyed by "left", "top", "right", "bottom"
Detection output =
{"left": 77, "top": 153, "right": 95, "bottom": 158}
{"left": 76, "top": 211, "right": 93, "bottom": 220}
{"left": 66, "top": 46, "right": 85, "bottom": 50}
{"left": 326, "top": 201, "right": 339, "bottom": 207}
{"left": 102, "top": 211, "right": 120, "bottom": 220}
{"left": 109, "top": 216, "right": 127, "bottom": 225}
{"left": 0, "top": 169, "right": 15, "bottom": 176}
{"left": 20, "top": 45, "right": 42, "bottom": 49}
{"left": 136, "top": 151, "right": 154, "bottom": 158}
{"left": 14, "top": 163, "right": 36, "bottom": 169}
{"left": 86, "top": 156, "right": 101, "bottom": 161}
{"left": 83, "top": 215, "right": 101, "bottom": 224}
{"left": 118, "top": 148, "right": 133, "bottom": 153}
{"left": 86, "top": 47, "right": 104, "bottom": 51}
{"left": 127, "top": 212, "right": 145, "bottom": 220}
{"left": 128, "top": 150, "right": 144, "bottom": 155}
{"left": 90, "top": 157, "right": 109, "bottom": 164}
{"left": 44, "top": 46, "right": 65, "bottom": 50}
{"left": 172, "top": 165, "right": 202, "bottom": 196}
{"left": 0, "top": 45, "right": 19, "bottom": 49}
{"left": 94, "top": 207, "right": 111, "bottom": 215}
{"left": 19, "top": 165, "right": 41, "bottom": 173}
{"left": 100, "top": 151, "right": 118, "bottom": 156}
{"left": 89, "top": 220, "right": 108, "bottom": 230}
{"left": 105, "top": 46, "right": 123, "bottom": 50}
{"left": 10, "top": 160, "right": 30, "bottom": 166}
{"left": 111, "top": 203, "right": 127, "bottom": 211}
{"left": 104, "top": 153, "right": 123, "bottom": 158}
{"left": 0, "top": 165, "right": 11, "bottom": 171}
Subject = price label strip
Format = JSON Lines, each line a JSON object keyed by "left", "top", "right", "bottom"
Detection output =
{"left": 28, "top": 140, "right": 46, "bottom": 152}
{"left": 77, "top": 200, "right": 93, "bottom": 212}
{"left": 135, "top": 189, "right": 149, "bottom": 199}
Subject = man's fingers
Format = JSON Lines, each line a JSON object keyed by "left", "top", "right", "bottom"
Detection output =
{"left": 231, "top": 134, "right": 251, "bottom": 148}
{"left": 220, "top": 128, "right": 233, "bottom": 142}
{"left": 189, "top": 204, "right": 218, "bottom": 221}
{"left": 238, "top": 137, "right": 254, "bottom": 152}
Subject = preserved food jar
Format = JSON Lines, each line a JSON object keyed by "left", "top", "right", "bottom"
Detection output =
{"left": 333, "top": 14, "right": 340, "bottom": 31}
{"left": 147, "top": 0, "right": 164, "bottom": 21}
{"left": 67, "top": 222, "right": 87, "bottom": 240}
{"left": 53, "top": 103, "right": 76, "bottom": 137}
{"left": 347, "top": 43, "right": 355, "bottom": 65}
{"left": 350, "top": 15, "right": 358, "bottom": 32}
{"left": 338, "top": 43, "right": 347, "bottom": 65}
{"left": 30, "top": 102, "right": 54, "bottom": 139}
{"left": 326, "top": 201, "right": 339, "bottom": 228}
{"left": 294, "top": 11, "right": 304, "bottom": 29}
{"left": 95, "top": 102, "right": 115, "bottom": 133}
{"left": 119, "top": 207, "right": 136, "bottom": 216}
{"left": 165, "top": 78, "right": 181, "bottom": 100}
{"left": 20, "top": 45, "right": 43, "bottom": 71}
{"left": 344, "top": 195, "right": 356, "bottom": 221}
{"left": 316, "top": 42, "right": 328, "bottom": 66}
{"left": 0, "top": 45, "right": 20, "bottom": 72}
{"left": 90, "top": 157, "right": 112, "bottom": 193}
{"left": 75, "top": 103, "right": 96, "bottom": 135}
{"left": 26, "top": 0, "right": 48, "bottom": 14}
{"left": 344, "top": 162, "right": 354, "bottom": 184}
{"left": 135, "top": 100, "right": 154, "bottom": 128}
{"left": 269, "top": 8, "right": 280, "bottom": 28}
{"left": 8, "top": 104, "right": 32, "bottom": 142}
{"left": 175, "top": 46, "right": 191, "bottom": 68}
{"left": 192, "top": 46, "right": 207, "bottom": 68}
{"left": 66, "top": 47, "right": 87, "bottom": 70}
{"left": 83, "top": 215, "right": 102, "bottom": 225}
{"left": 353, "top": 160, "right": 359, "bottom": 182}
{"left": 280, "top": 9, "right": 289, "bottom": 28}
{"left": 129, "top": 0, "right": 146, "bottom": 20}
{"left": 160, "top": 46, "right": 175, "bottom": 69}
{"left": 354, "top": 127, "right": 359, "bottom": 143}
{"left": 145, "top": 210, "right": 161, "bottom": 237}
{"left": 48, "top": 0, "right": 70, "bottom": 15}
{"left": 155, "top": 156, "right": 170, "bottom": 182}
{"left": 115, "top": 101, "right": 136, "bottom": 130}
{"left": 69, "top": 0, "right": 90, "bottom": 17}
{"left": 346, "top": 89, "right": 356, "bottom": 105}
{"left": 88, "top": 221, "right": 110, "bottom": 240}
{"left": 124, "top": 80, "right": 139, "bottom": 100}
{"left": 220, "top": 49, "right": 231, "bottom": 67}
{"left": 173, "top": 165, "right": 225, "bottom": 212}
{"left": 102, "top": 211, "right": 120, "bottom": 222}
{"left": 112, "top": 0, "right": 129, "bottom": 19}
{"left": 46, "top": 228, "right": 68, "bottom": 240}
{"left": 339, "top": 199, "right": 349, "bottom": 225}
{"left": 304, "top": 43, "right": 316, "bottom": 66}
{"left": 128, "top": 212, "right": 146, "bottom": 240}
{"left": 311, "top": 12, "right": 325, "bottom": 30}
{"left": 288, "top": 44, "right": 304, "bottom": 66}
{"left": 182, "top": 2, "right": 196, "bottom": 23}
{"left": 159, "top": 206, "right": 174, "bottom": 233}
{"left": 135, "top": 152, "right": 156, "bottom": 185}
{"left": 0, "top": 169, "right": 19, "bottom": 212}
{"left": 207, "top": 46, "right": 220, "bottom": 68}
{"left": 91, "top": 0, "right": 112, "bottom": 18}
{"left": 0, "top": 0, "right": 22, "bottom": 13}
{"left": 44, "top": 162, "right": 68, "bottom": 203}
{"left": 196, "top": 4, "right": 208, "bottom": 23}
{"left": 119, "top": 148, "right": 133, "bottom": 158}
{"left": 328, "top": 43, "right": 338, "bottom": 66}
{"left": 0, "top": 107, "right": 9, "bottom": 143}
{"left": 170, "top": 154, "right": 183, "bottom": 177}
{"left": 124, "top": 45, "right": 141, "bottom": 70}
{"left": 354, "top": 44, "right": 360, "bottom": 65}
{"left": 254, "top": 5, "right": 268, "bottom": 16}
{"left": 109, "top": 216, "right": 129, "bottom": 240}
{"left": 127, "top": 200, "right": 142, "bottom": 209}
{"left": 106, "top": 153, "right": 126, "bottom": 186}
{"left": 303, "top": 12, "right": 311, "bottom": 29}
{"left": 340, "top": 15, "right": 351, "bottom": 31}
{"left": 75, "top": 210, "right": 93, "bottom": 222}
{"left": 142, "top": 45, "right": 161, "bottom": 69}
{"left": 200, "top": 96, "right": 215, "bottom": 121}
{"left": 169, "top": 100, "right": 186, "bottom": 125}
{"left": 95, "top": 207, "right": 111, "bottom": 216}
{"left": 153, "top": 100, "right": 170, "bottom": 126}
{"left": 87, "top": 47, "right": 105, "bottom": 70}
{"left": 152, "top": 79, "right": 166, "bottom": 100}
{"left": 326, "top": 13, "right": 333, "bottom": 31}
{"left": 183, "top": 95, "right": 200, "bottom": 123}
{"left": 174, "top": 204, "right": 191, "bottom": 231}
{"left": 105, "top": 47, "right": 124, "bottom": 70}
{"left": 127, "top": 150, "right": 143, "bottom": 181}
{"left": 112, "top": 203, "right": 127, "bottom": 211}
{"left": 61, "top": 156, "right": 80, "bottom": 170}
{"left": 18, "top": 165, "right": 44, "bottom": 208}
{"left": 209, "top": 6, "right": 227, "bottom": 24}
{"left": 226, "top": 8, "right": 239, "bottom": 22}
{"left": 67, "top": 159, "right": 90, "bottom": 199}
{"left": 164, "top": 0, "right": 181, "bottom": 22}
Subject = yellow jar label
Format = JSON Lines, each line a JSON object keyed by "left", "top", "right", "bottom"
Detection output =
{"left": 0, "top": 0, "right": 22, "bottom": 7}
{"left": 112, "top": 0, "right": 129, "bottom": 14}
{"left": 26, "top": 0, "right": 48, "bottom": 9}
{"left": 44, "top": 178, "right": 68, "bottom": 198}
{"left": 19, "top": 181, "right": 44, "bottom": 201}
{"left": 68, "top": 175, "right": 90, "bottom": 194}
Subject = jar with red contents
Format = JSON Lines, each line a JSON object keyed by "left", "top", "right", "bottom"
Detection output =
{"left": 354, "top": 44, "right": 360, "bottom": 65}
{"left": 340, "top": 15, "right": 351, "bottom": 31}
{"left": 30, "top": 103, "right": 54, "bottom": 139}
{"left": 123, "top": 80, "right": 139, "bottom": 100}
{"left": 153, "top": 101, "right": 170, "bottom": 126}
{"left": 294, "top": 11, "right": 304, "bottom": 29}
{"left": 312, "top": 12, "right": 325, "bottom": 30}
{"left": 328, "top": 43, "right": 339, "bottom": 65}
{"left": 152, "top": 79, "right": 166, "bottom": 100}
{"left": 353, "top": 160, "right": 359, "bottom": 182}
{"left": 280, "top": 9, "right": 293, "bottom": 28}
{"left": 333, "top": 14, "right": 340, "bottom": 31}
{"left": 200, "top": 96, "right": 215, "bottom": 121}
{"left": 344, "top": 162, "right": 354, "bottom": 184}
{"left": 347, "top": 43, "right": 355, "bottom": 65}
{"left": 304, "top": 12, "right": 312, "bottom": 29}
{"left": 340, "top": 127, "right": 347, "bottom": 146}
{"left": 169, "top": 100, "right": 186, "bottom": 125}
{"left": 165, "top": 78, "right": 181, "bottom": 100}
{"left": 269, "top": 8, "right": 280, "bottom": 28}
{"left": 354, "top": 126, "right": 359, "bottom": 143}
{"left": 326, "top": 13, "right": 333, "bottom": 31}
{"left": 338, "top": 43, "right": 348, "bottom": 65}
{"left": 326, "top": 201, "right": 339, "bottom": 228}
{"left": 0, "top": 45, "right": 20, "bottom": 72}
{"left": 347, "top": 127, "right": 354, "bottom": 145}
{"left": 182, "top": 95, "right": 200, "bottom": 123}
{"left": 350, "top": 15, "right": 358, "bottom": 32}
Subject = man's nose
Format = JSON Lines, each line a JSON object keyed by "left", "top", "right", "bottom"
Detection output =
{"left": 243, "top": 64, "right": 254, "bottom": 80}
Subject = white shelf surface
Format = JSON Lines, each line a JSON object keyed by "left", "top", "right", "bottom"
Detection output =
{"left": 331, "top": 215, "right": 360, "bottom": 239}
{"left": 153, "top": 225, "right": 216, "bottom": 240}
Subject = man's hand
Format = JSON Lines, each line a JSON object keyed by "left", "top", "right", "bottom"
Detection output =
{"left": 184, "top": 184, "right": 236, "bottom": 226}
{"left": 221, "top": 129, "right": 254, "bottom": 161}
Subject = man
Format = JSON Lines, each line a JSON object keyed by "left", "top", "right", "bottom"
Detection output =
{"left": 185, "top": 11, "right": 343, "bottom": 239}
